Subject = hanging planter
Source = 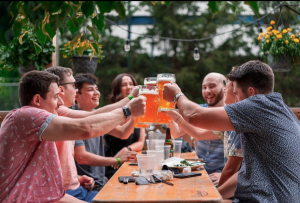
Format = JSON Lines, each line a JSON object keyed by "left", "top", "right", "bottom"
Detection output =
{"left": 61, "top": 38, "right": 104, "bottom": 76}
{"left": 71, "top": 55, "right": 98, "bottom": 75}
{"left": 257, "top": 20, "right": 300, "bottom": 73}
{"left": 267, "top": 54, "right": 292, "bottom": 72}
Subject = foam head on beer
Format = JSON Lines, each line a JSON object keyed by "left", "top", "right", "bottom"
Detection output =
{"left": 144, "top": 77, "right": 157, "bottom": 86}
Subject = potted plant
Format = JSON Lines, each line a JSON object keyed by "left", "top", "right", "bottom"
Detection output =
{"left": 0, "top": 25, "right": 55, "bottom": 74}
{"left": 60, "top": 35, "right": 104, "bottom": 75}
{"left": 257, "top": 20, "right": 300, "bottom": 72}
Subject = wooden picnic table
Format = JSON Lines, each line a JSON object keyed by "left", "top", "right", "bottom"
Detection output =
{"left": 92, "top": 151, "right": 222, "bottom": 203}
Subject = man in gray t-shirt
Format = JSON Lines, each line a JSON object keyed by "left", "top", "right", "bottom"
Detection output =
{"left": 163, "top": 60, "right": 300, "bottom": 203}
{"left": 73, "top": 73, "right": 137, "bottom": 191}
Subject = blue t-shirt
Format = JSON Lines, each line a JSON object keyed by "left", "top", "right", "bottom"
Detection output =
{"left": 225, "top": 92, "right": 300, "bottom": 203}
{"left": 194, "top": 103, "right": 225, "bottom": 174}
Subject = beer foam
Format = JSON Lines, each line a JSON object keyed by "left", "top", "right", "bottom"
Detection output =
{"left": 157, "top": 77, "right": 176, "bottom": 82}
{"left": 139, "top": 89, "right": 158, "bottom": 95}
{"left": 144, "top": 81, "right": 157, "bottom": 85}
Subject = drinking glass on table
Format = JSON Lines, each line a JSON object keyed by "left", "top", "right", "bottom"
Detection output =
{"left": 136, "top": 154, "right": 155, "bottom": 179}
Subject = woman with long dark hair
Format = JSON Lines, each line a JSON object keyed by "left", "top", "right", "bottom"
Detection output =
{"left": 104, "top": 73, "right": 145, "bottom": 179}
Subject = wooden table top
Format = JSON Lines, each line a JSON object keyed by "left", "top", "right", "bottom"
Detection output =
{"left": 92, "top": 152, "right": 222, "bottom": 203}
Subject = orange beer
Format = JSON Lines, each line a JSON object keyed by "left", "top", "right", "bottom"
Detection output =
{"left": 157, "top": 74, "right": 176, "bottom": 111}
{"left": 138, "top": 86, "right": 159, "bottom": 124}
{"left": 143, "top": 77, "right": 172, "bottom": 124}
{"left": 134, "top": 117, "right": 150, "bottom": 128}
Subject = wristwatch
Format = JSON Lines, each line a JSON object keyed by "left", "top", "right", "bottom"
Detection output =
{"left": 174, "top": 93, "right": 184, "bottom": 109}
{"left": 174, "top": 93, "right": 184, "bottom": 103}
{"left": 122, "top": 106, "right": 131, "bottom": 119}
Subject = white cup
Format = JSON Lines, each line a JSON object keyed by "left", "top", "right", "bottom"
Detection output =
{"left": 148, "top": 131, "right": 166, "bottom": 150}
{"left": 146, "top": 150, "right": 164, "bottom": 171}
{"left": 155, "top": 145, "right": 171, "bottom": 160}
{"left": 136, "top": 154, "right": 155, "bottom": 179}
{"left": 146, "top": 139, "right": 149, "bottom": 150}
{"left": 173, "top": 140, "right": 182, "bottom": 158}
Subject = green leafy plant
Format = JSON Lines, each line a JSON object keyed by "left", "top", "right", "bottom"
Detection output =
{"left": 0, "top": 25, "right": 55, "bottom": 71}
{"left": 258, "top": 20, "right": 300, "bottom": 65}
{"left": 60, "top": 34, "right": 104, "bottom": 63}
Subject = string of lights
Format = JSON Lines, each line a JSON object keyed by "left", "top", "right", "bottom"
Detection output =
{"left": 104, "top": 1, "right": 294, "bottom": 60}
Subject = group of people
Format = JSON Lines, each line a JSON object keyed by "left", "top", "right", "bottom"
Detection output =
{"left": 163, "top": 60, "right": 300, "bottom": 203}
{"left": 1, "top": 60, "right": 300, "bottom": 203}
{"left": 0, "top": 67, "right": 146, "bottom": 203}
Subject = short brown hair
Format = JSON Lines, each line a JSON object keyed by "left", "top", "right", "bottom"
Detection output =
{"left": 45, "top": 66, "right": 73, "bottom": 84}
{"left": 109, "top": 73, "right": 137, "bottom": 103}
{"left": 227, "top": 60, "right": 274, "bottom": 94}
{"left": 74, "top": 73, "right": 98, "bottom": 94}
{"left": 19, "top": 70, "right": 59, "bottom": 106}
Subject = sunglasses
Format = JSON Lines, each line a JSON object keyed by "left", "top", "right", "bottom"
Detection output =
{"left": 59, "top": 82, "right": 77, "bottom": 89}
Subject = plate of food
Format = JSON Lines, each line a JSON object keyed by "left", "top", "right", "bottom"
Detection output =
{"left": 167, "top": 160, "right": 205, "bottom": 171}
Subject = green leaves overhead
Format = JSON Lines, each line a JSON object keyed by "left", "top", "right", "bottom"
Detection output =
{"left": 67, "top": 16, "right": 83, "bottom": 35}
{"left": 87, "top": 25, "right": 99, "bottom": 42}
{"left": 36, "top": 28, "right": 47, "bottom": 46}
{"left": 92, "top": 15, "right": 105, "bottom": 33}
{"left": 95, "top": 1, "right": 114, "bottom": 14}
{"left": 114, "top": 2, "right": 126, "bottom": 19}
{"left": 226, "top": 1, "right": 236, "bottom": 15}
{"left": 208, "top": 1, "right": 223, "bottom": 17}
{"left": 207, "top": 1, "right": 259, "bottom": 17}
{"left": 81, "top": 1, "right": 95, "bottom": 18}
{"left": 32, "top": 39, "right": 42, "bottom": 55}
{"left": 244, "top": 1, "right": 260, "bottom": 16}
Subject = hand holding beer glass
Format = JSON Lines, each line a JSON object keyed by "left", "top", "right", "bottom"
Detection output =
{"left": 157, "top": 73, "right": 176, "bottom": 111}
{"left": 138, "top": 85, "right": 159, "bottom": 124}
{"left": 142, "top": 77, "right": 172, "bottom": 124}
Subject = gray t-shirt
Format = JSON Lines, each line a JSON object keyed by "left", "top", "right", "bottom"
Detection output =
{"left": 224, "top": 92, "right": 300, "bottom": 203}
{"left": 75, "top": 137, "right": 106, "bottom": 186}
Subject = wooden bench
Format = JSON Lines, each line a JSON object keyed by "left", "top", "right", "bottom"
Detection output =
{"left": 0, "top": 111, "right": 9, "bottom": 124}
{"left": 290, "top": 108, "right": 300, "bottom": 120}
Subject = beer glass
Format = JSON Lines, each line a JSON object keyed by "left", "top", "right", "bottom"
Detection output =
{"left": 134, "top": 117, "right": 150, "bottom": 128}
{"left": 138, "top": 85, "right": 159, "bottom": 124}
{"left": 142, "top": 77, "right": 172, "bottom": 124}
{"left": 157, "top": 73, "right": 176, "bottom": 111}
{"left": 144, "top": 77, "right": 157, "bottom": 87}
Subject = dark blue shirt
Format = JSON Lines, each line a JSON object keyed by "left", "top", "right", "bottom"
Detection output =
{"left": 225, "top": 92, "right": 300, "bottom": 203}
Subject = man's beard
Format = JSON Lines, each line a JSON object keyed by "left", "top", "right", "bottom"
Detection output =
{"left": 204, "top": 89, "right": 224, "bottom": 107}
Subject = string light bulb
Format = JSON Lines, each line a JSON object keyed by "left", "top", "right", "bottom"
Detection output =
{"left": 194, "top": 47, "right": 200, "bottom": 61}
{"left": 124, "top": 39, "right": 130, "bottom": 52}
{"left": 259, "top": 27, "right": 263, "bottom": 33}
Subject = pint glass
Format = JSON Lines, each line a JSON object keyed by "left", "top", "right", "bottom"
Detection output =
{"left": 157, "top": 73, "right": 176, "bottom": 111}
{"left": 143, "top": 77, "right": 172, "bottom": 124}
{"left": 134, "top": 117, "right": 150, "bottom": 128}
{"left": 138, "top": 85, "right": 158, "bottom": 124}
{"left": 144, "top": 77, "right": 157, "bottom": 87}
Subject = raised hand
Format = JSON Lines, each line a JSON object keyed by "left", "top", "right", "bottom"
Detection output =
{"left": 126, "top": 95, "right": 146, "bottom": 117}
{"left": 130, "top": 86, "right": 140, "bottom": 98}
{"left": 163, "top": 82, "right": 182, "bottom": 102}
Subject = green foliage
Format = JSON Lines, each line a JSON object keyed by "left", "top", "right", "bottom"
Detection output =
{"left": 0, "top": 1, "right": 127, "bottom": 46}
{"left": 0, "top": 24, "right": 55, "bottom": 71}
{"left": 258, "top": 21, "right": 300, "bottom": 65}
